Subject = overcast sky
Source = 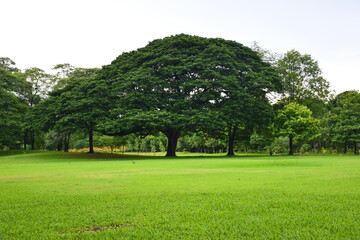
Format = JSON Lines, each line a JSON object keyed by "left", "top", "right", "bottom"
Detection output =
{"left": 2, "top": 0, "right": 359, "bottom": 93}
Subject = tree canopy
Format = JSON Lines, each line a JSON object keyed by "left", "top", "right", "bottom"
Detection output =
{"left": 35, "top": 68, "right": 109, "bottom": 153}
{"left": 99, "top": 34, "right": 280, "bottom": 156}
{"left": 0, "top": 60, "right": 28, "bottom": 149}
{"left": 277, "top": 49, "right": 330, "bottom": 104}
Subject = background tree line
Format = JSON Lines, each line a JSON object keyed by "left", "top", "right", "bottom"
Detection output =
{"left": 0, "top": 35, "right": 359, "bottom": 155}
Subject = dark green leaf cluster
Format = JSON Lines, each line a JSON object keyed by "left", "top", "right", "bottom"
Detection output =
{"left": 36, "top": 68, "right": 109, "bottom": 132}
{"left": 4, "top": 35, "right": 356, "bottom": 156}
{"left": 329, "top": 91, "right": 360, "bottom": 152}
{"left": 0, "top": 63, "right": 28, "bottom": 149}
{"left": 99, "top": 34, "right": 281, "bottom": 156}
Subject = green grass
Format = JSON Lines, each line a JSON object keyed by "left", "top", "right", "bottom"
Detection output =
{"left": 0, "top": 152, "right": 359, "bottom": 239}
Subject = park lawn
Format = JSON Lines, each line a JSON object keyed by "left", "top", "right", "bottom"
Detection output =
{"left": 0, "top": 152, "right": 359, "bottom": 239}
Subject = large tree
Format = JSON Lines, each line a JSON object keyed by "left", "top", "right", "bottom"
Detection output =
{"left": 99, "top": 34, "right": 280, "bottom": 156}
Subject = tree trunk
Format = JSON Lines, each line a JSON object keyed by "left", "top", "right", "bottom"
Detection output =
{"left": 163, "top": 130, "right": 180, "bottom": 157}
{"left": 88, "top": 128, "right": 94, "bottom": 154}
{"left": 23, "top": 132, "right": 27, "bottom": 150}
{"left": 289, "top": 136, "right": 294, "bottom": 155}
{"left": 227, "top": 125, "right": 237, "bottom": 156}
{"left": 63, "top": 132, "right": 71, "bottom": 152}
{"left": 57, "top": 138, "right": 63, "bottom": 151}
{"left": 355, "top": 142, "right": 358, "bottom": 155}
{"left": 344, "top": 142, "right": 347, "bottom": 154}
{"left": 30, "top": 131, "right": 35, "bottom": 150}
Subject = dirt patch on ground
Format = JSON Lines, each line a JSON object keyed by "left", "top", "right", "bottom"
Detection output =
{"left": 77, "top": 223, "right": 133, "bottom": 233}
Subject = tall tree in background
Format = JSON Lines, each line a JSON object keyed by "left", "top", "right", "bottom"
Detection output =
{"left": 22, "top": 67, "right": 53, "bottom": 149}
{"left": 277, "top": 50, "right": 330, "bottom": 104}
{"left": 0, "top": 57, "right": 20, "bottom": 73}
{"left": 52, "top": 63, "right": 76, "bottom": 90}
{"left": 23, "top": 68, "right": 53, "bottom": 107}
{"left": 329, "top": 90, "right": 360, "bottom": 154}
{"left": 251, "top": 45, "right": 331, "bottom": 119}
{"left": 100, "top": 34, "right": 280, "bottom": 156}
{"left": 35, "top": 68, "right": 109, "bottom": 153}
{"left": 0, "top": 59, "right": 27, "bottom": 149}
{"left": 250, "top": 42, "right": 281, "bottom": 67}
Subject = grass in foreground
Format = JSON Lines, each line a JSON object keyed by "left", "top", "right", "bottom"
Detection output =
{"left": 0, "top": 152, "right": 359, "bottom": 239}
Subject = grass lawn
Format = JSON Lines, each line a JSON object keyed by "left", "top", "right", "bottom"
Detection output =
{"left": 0, "top": 152, "right": 359, "bottom": 239}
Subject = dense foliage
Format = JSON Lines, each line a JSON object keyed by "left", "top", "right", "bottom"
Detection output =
{"left": 99, "top": 34, "right": 280, "bottom": 156}
{"left": 0, "top": 35, "right": 358, "bottom": 155}
{"left": 274, "top": 103, "right": 320, "bottom": 155}
{"left": 329, "top": 91, "right": 360, "bottom": 154}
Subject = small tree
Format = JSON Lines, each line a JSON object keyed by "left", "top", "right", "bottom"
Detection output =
{"left": 275, "top": 103, "right": 320, "bottom": 155}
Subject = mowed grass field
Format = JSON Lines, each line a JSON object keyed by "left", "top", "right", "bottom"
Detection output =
{"left": 0, "top": 152, "right": 359, "bottom": 239}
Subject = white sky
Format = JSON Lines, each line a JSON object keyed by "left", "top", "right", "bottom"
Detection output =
{"left": 1, "top": 0, "right": 359, "bottom": 93}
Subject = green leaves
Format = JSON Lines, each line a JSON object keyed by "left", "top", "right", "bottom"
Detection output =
{"left": 275, "top": 102, "right": 320, "bottom": 141}
{"left": 100, "top": 34, "right": 280, "bottom": 155}
{"left": 274, "top": 102, "right": 320, "bottom": 155}
{"left": 329, "top": 91, "right": 360, "bottom": 152}
{"left": 277, "top": 49, "right": 330, "bottom": 103}
{"left": 0, "top": 63, "right": 28, "bottom": 149}
{"left": 36, "top": 68, "right": 109, "bottom": 132}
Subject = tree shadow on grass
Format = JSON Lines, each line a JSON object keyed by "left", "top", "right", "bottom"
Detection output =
{"left": 58, "top": 152, "right": 276, "bottom": 162}
{"left": 0, "top": 150, "right": 294, "bottom": 163}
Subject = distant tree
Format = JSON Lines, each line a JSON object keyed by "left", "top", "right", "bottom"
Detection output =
{"left": 0, "top": 57, "right": 20, "bottom": 72}
{"left": 329, "top": 90, "right": 360, "bottom": 154}
{"left": 269, "top": 136, "right": 290, "bottom": 154}
{"left": 272, "top": 50, "right": 332, "bottom": 151}
{"left": 158, "top": 138, "right": 166, "bottom": 152}
{"left": 0, "top": 81, "right": 27, "bottom": 149}
{"left": 277, "top": 50, "right": 330, "bottom": 104}
{"left": 35, "top": 68, "right": 109, "bottom": 153}
{"left": 22, "top": 67, "right": 53, "bottom": 149}
{"left": 35, "top": 63, "right": 77, "bottom": 151}
{"left": 250, "top": 45, "right": 331, "bottom": 117}
{"left": 220, "top": 91, "right": 277, "bottom": 156}
{"left": 250, "top": 42, "right": 281, "bottom": 66}
{"left": 250, "top": 130, "right": 264, "bottom": 151}
{"left": 0, "top": 59, "right": 27, "bottom": 149}
{"left": 275, "top": 102, "right": 320, "bottom": 155}
{"left": 23, "top": 68, "right": 53, "bottom": 107}
{"left": 43, "top": 130, "right": 70, "bottom": 151}
{"left": 100, "top": 34, "right": 280, "bottom": 156}
{"left": 52, "top": 63, "right": 76, "bottom": 90}
{"left": 96, "top": 135, "right": 125, "bottom": 153}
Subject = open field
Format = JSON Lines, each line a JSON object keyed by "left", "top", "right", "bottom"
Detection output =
{"left": 0, "top": 152, "right": 359, "bottom": 239}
